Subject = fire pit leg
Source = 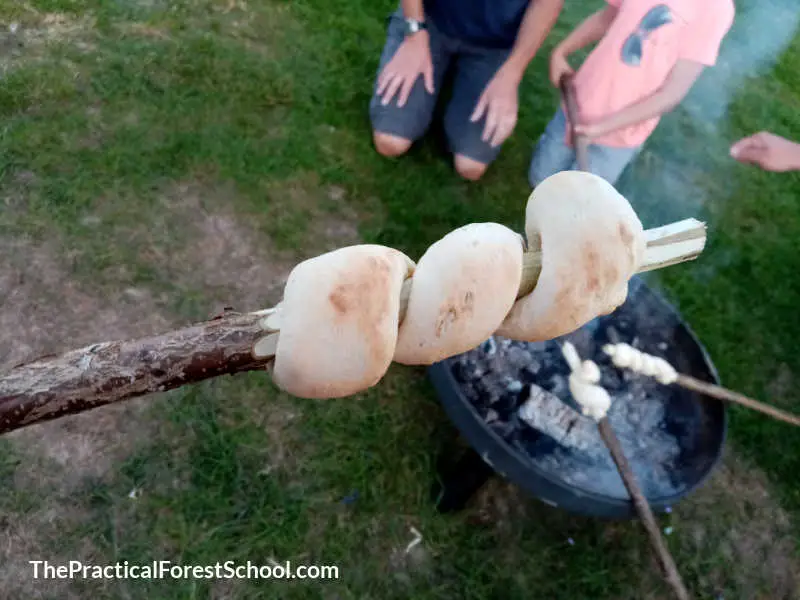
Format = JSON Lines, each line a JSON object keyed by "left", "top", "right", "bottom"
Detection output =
{"left": 432, "top": 446, "right": 496, "bottom": 513}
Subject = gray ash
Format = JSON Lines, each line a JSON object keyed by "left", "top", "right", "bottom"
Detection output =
{"left": 450, "top": 278, "right": 699, "bottom": 500}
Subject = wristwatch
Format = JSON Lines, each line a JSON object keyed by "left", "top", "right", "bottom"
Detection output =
{"left": 403, "top": 17, "right": 427, "bottom": 36}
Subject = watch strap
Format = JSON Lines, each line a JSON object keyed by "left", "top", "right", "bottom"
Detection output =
{"left": 404, "top": 17, "right": 427, "bottom": 35}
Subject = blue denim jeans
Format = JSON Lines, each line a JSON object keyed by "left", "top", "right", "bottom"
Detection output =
{"left": 528, "top": 108, "right": 642, "bottom": 187}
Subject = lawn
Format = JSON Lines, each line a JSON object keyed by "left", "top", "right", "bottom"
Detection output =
{"left": 1, "top": 0, "right": 799, "bottom": 598}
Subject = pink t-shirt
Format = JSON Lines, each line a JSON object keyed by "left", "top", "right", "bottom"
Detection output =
{"left": 570, "top": 0, "right": 735, "bottom": 148}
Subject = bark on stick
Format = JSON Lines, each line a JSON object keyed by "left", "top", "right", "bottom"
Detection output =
{"left": 0, "top": 221, "right": 704, "bottom": 436}
{"left": 0, "top": 311, "right": 271, "bottom": 434}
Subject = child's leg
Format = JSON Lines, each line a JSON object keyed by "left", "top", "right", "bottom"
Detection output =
{"left": 573, "top": 143, "right": 642, "bottom": 186}
{"left": 528, "top": 108, "right": 577, "bottom": 188}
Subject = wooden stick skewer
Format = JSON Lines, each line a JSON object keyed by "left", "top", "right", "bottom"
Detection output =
{"left": 0, "top": 221, "right": 705, "bottom": 436}
{"left": 559, "top": 75, "right": 590, "bottom": 172}
{"left": 597, "top": 420, "right": 690, "bottom": 600}
{"left": 0, "top": 80, "right": 706, "bottom": 438}
{"left": 675, "top": 374, "right": 800, "bottom": 426}
{"left": 559, "top": 74, "right": 691, "bottom": 600}
{"left": 601, "top": 343, "right": 800, "bottom": 428}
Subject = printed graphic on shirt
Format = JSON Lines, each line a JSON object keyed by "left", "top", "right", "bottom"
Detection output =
{"left": 621, "top": 4, "right": 673, "bottom": 66}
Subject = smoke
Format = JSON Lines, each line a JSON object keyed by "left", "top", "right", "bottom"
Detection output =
{"left": 618, "top": 0, "right": 800, "bottom": 226}
{"left": 683, "top": 0, "right": 800, "bottom": 124}
{"left": 617, "top": 0, "right": 800, "bottom": 292}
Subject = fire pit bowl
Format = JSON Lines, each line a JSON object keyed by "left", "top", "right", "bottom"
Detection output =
{"left": 428, "top": 276, "right": 726, "bottom": 519}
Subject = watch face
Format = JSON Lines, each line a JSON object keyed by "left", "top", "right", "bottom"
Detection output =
{"left": 406, "top": 19, "right": 421, "bottom": 34}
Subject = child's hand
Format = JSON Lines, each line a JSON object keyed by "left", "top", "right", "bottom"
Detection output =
{"left": 730, "top": 131, "right": 800, "bottom": 172}
{"left": 574, "top": 122, "right": 604, "bottom": 140}
{"left": 549, "top": 49, "right": 574, "bottom": 88}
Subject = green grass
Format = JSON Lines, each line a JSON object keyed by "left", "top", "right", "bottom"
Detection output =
{"left": 2, "top": 0, "right": 800, "bottom": 598}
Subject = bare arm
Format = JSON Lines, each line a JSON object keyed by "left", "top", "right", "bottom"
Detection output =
{"left": 549, "top": 5, "right": 617, "bottom": 87}
{"left": 576, "top": 59, "right": 705, "bottom": 139}
{"left": 470, "top": 0, "right": 564, "bottom": 148}
{"left": 504, "top": 0, "right": 566, "bottom": 82}
{"left": 555, "top": 5, "right": 618, "bottom": 57}
{"left": 401, "top": 0, "right": 424, "bottom": 21}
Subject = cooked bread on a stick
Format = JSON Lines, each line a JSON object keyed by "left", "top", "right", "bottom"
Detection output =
{"left": 254, "top": 172, "right": 701, "bottom": 399}
{"left": 394, "top": 223, "right": 524, "bottom": 365}
{"left": 273, "top": 245, "right": 414, "bottom": 399}
{"left": 496, "top": 171, "right": 646, "bottom": 342}
{"left": 0, "top": 175, "right": 707, "bottom": 428}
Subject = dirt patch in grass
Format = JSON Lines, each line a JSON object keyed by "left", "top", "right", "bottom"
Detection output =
{"left": 465, "top": 450, "right": 798, "bottom": 599}
{"left": 110, "top": 0, "right": 304, "bottom": 57}
{"left": 615, "top": 450, "right": 800, "bottom": 599}
{"left": 259, "top": 171, "right": 362, "bottom": 255}
{"left": 0, "top": 171, "right": 366, "bottom": 597}
{"left": 2, "top": 170, "right": 38, "bottom": 212}
{"left": 151, "top": 180, "right": 301, "bottom": 311}
{"left": 0, "top": 235, "right": 171, "bottom": 370}
{"left": 0, "top": 234, "right": 174, "bottom": 599}
{"left": 210, "top": 578, "right": 243, "bottom": 600}
{"left": 257, "top": 399, "right": 302, "bottom": 475}
{"left": 676, "top": 451, "right": 799, "bottom": 599}
{"left": 0, "top": 12, "right": 96, "bottom": 73}
{"left": 23, "top": 13, "right": 96, "bottom": 45}
{"left": 469, "top": 477, "right": 530, "bottom": 535}
{"left": 109, "top": 176, "right": 363, "bottom": 313}
{"left": 0, "top": 505, "right": 94, "bottom": 600}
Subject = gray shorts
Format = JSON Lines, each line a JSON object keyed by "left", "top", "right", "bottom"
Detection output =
{"left": 369, "top": 10, "right": 512, "bottom": 165}
{"left": 528, "top": 108, "right": 642, "bottom": 187}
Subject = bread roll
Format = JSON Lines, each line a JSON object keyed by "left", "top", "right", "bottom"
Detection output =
{"left": 496, "top": 171, "right": 645, "bottom": 341}
{"left": 394, "top": 223, "right": 524, "bottom": 365}
{"left": 273, "top": 245, "right": 414, "bottom": 399}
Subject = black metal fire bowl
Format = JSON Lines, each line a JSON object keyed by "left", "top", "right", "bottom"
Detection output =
{"left": 428, "top": 276, "right": 727, "bottom": 520}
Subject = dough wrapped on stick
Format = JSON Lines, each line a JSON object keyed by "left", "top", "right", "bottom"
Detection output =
{"left": 0, "top": 174, "right": 709, "bottom": 432}
{"left": 270, "top": 245, "right": 414, "bottom": 399}
{"left": 393, "top": 223, "right": 523, "bottom": 365}
{"left": 496, "top": 171, "right": 646, "bottom": 342}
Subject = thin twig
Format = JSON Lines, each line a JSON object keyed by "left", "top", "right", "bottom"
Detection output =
{"left": 597, "top": 418, "right": 691, "bottom": 600}
{"left": 676, "top": 374, "right": 800, "bottom": 427}
{"left": 603, "top": 343, "right": 800, "bottom": 428}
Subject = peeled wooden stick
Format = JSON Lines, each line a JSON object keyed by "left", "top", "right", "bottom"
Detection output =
{"left": 641, "top": 219, "right": 708, "bottom": 273}
{"left": 0, "top": 223, "right": 704, "bottom": 436}
{"left": 400, "top": 218, "right": 703, "bottom": 321}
